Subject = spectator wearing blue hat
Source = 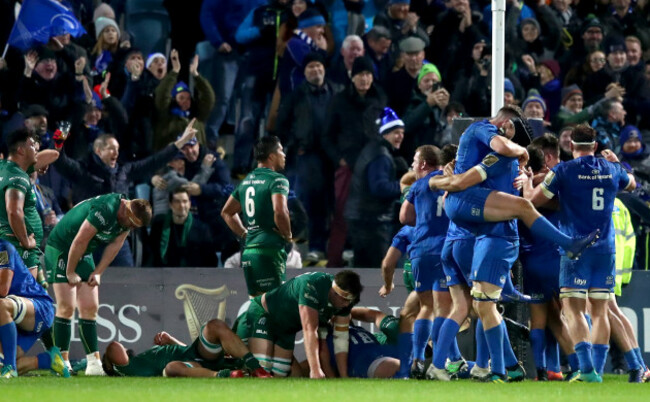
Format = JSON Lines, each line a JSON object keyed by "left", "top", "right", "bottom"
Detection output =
{"left": 373, "top": 0, "right": 429, "bottom": 58}
{"left": 344, "top": 107, "right": 409, "bottom": 268}
{"left": 278, "top": 7, "right": 328, "bottom": 97}
{"left": 522, "top": 89, "right": 547, "bottom": 121}
{"left": 154, "top": 50, "right": 215, "bottom": 150}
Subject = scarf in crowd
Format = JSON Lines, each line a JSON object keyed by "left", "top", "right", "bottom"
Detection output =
{"left": 159, "top": 211, "right": 193, "bottom": 264}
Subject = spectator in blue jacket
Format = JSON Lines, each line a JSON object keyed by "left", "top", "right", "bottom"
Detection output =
{"left": 200, "top": 0, "right": 265, "bottom": 147}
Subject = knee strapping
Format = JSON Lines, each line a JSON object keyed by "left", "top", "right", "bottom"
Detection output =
{"left": 588, "top": 289, "right": 611, "bottom": 300}
{"left": 199, "top": 325, "right": 223, "bottom": 355}
{"left": 470, "top": 288, "right": 501, "bottom": 302}
{"left": 5, "top": 295, "right": 27, "bottom": 324}
{"left": 560, "top": 289, "right": 587, "bottom": 299}
{"left": 271, "top": 357, "right": 292, "bottom": 377}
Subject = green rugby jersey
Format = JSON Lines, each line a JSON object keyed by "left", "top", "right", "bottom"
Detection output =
{"left": 47, "top": 193, "right": 128, "bottom": 252}
{"left": 0, "top": 160, "right": 42, "bottom": 245}
{"left": 232, "top": 167, "right": 289, "bottom": 249}
{"left": 264, "top": 272, "right": 352, "bottom": 334}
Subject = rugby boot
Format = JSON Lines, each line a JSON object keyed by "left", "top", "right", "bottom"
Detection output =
{"left": 570, "top": 369, "right": 602, "bottom": 383}
{"left": 536, "top": 368, "right": 548, "bottom": 381}
{"left": 506, "top": 362, "right": 526, "bottom": 382}
{"left": 425, "top": 365, "right": 451, "bottom": 381}
{"left": 446, "top": 358, "right": 468, "bottom": 376}
{"left": 251, "top": 367, "right": 272, "bottom": 378}
{"left": 643, "top": 366, "right": 650, "bottom": 383}
{"left": 628, "top": 368, "right": 644, "bottom": 383}
{"left": 217, "top": 369, "right": 244, "bottom": 378}
{"left": 564, "top": 370, "right": 580, "bottom": 382}
{"left": 482, "top": 372, "right": 508, "bottom": 383}
{"left": 0, "top": 365, "right": 17, "bottom": 378}
{"left": 85, "top": 359, "right": 107, "bottom": 376}
{"left": 49, "top": 346, "right": 71, "bottom": 378}
{"left": 410, "top": 359, "right": 426, "bottom": 380}
{"left": 470, "top": 365, "right": 491, "bottom": 381}
{"left": 547, "top": 370, "right": 563, "bottom": 381}
{"left": 565, "top": 229, "right": 600, "bottom": 260}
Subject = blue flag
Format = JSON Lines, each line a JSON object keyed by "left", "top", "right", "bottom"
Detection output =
{"left": 7, "top": 0, "right": 86, "bottom": 51}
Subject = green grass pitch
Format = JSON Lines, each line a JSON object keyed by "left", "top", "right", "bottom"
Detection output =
{"left": 2, "top": 374, "right": 647, "bottom": 402}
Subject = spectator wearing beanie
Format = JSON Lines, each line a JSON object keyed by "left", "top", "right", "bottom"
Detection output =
{"left": 278, "top": 8, "right": 328, "bottom": 97}
{"left": 553, "top": 84, "right": 616, "bottom": 132}
{"left": 522, "top": 89, "right": 547, "bottom": 121}
{"left": 154, "top": 50, "right": 215, "bottom": 150}
{"left": 504, "top": 78, "right": 516, "bottom": 106}
{"left": 276, "top": 51, "right": 342, "bottom": 256}
{"left": 323, "top": 56, "right": 387, "bottom": 267}
{"left": 513, "top": 16, "right": 562, "bottom": 62}
{"left": 519, "top": 56, "right": 561, "bottom": 119}
{"left": 91, "top": 17, "right": 120, "bottom": 77}
{"left": 403, "top": 62, "right": 449, "bottom": 154}
{"left": 344, "top": 107, "right": 408, "bottom": 268}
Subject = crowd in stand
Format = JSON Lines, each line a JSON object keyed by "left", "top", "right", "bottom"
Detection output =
{"left": 1, "top": 0, "right": 650, "bottom": 270}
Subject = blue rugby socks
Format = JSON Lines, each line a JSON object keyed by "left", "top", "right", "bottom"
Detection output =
{"left": 475, "top": 319, "right": 490, "bottom": 369}
{"left": 546, "top": 332, "right": 561, "bottom": 373}
{"left": 433, "top": 319, "right": 460, "bottom": 369}
{"left": 530, "top": 216, "right": 574, "bottom": 249}
{"left": 592, "top": 344, "right": 609, "bottom": 375}
{"left": 413, "top": 319, "right": 433, "bottom": 360}
{"left": 431, "top": 317, "right": 445, "bottom": 348}
{"left": 397, "top": 332, "right": 413, "bottom": 377}
{"left": 624, "top": 349, "right": 642, "bottom": 371}
{"left": 575, "top": 341, "right": 595, "bottom": 374}
{"left": 567, "top": 353, "right": 580, "bottom": 372}
{"left": 530, "top": 329, "right": 546, "bottom": 370}
{"left": 501, "top": 321, "right": 518, "bottom": 368}
{"left": 484, "top": 322, "right": 505, "bottom": 375}
{"left": 0, "top": 322, "right": 17, "bottom": 368}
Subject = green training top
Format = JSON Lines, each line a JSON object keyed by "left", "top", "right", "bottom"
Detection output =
{"left": 264, "top": 272, "right": 353, "bottom": 334}
{"left": 0, "top": 160, "right": 42, "bottom": 245}
{"left": 47, "top": 193, "right": 128, "bottom": 253}
{"left": 231, "top": 167, "right": 289, "bottom": 249}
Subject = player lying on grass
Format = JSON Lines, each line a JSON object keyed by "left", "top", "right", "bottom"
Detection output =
{"left": 101, "top": 318, "right": 271, "bottom": 378}
{"left": 0, "top": 239, "right": 69, "bottom": 378}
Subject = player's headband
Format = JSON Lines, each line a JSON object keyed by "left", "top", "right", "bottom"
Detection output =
{"left": 332, "top": 281, "right": 357, "bottom": 301}
{"left": 125, "top": 203, "right": 144, "bottom": 227}
{"left": 571, "top": 140, "right": 596, "bottom": 146}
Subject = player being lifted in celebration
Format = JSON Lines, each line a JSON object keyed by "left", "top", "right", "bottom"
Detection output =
{"left": 429, "top": 105, "right": 599, "bottom": 258}
{"left": 102, "top": 319, "right": 271, "bottom": 378}
{"left": 45, "top": 194, "right": 152, "bottom": 375}
{"left": 221, "top": 136, "right": 292, "bottom": 297}
{"left": 527, "top": 124, "right": 638, "bottom": 383}
{"left": 0, "top": 239, "right": 68, "bottom": 378}
{"left": 237, "top": 271, "right": 362, "bottom": 378}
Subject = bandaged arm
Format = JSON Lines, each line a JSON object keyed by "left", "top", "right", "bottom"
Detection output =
{"left": 331, "top": 314, "right": 351, "bottom": 378}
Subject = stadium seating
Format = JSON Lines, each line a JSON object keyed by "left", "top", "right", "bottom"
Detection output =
{"left": 125, "top": 0, "right": 171, "bottom": 57}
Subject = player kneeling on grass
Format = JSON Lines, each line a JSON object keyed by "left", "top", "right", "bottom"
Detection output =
{"left": 0, "top": 239, "right": 69, "bottom": 378}
{"left": 102, "top": 319, "right": 271, "bottom": 378}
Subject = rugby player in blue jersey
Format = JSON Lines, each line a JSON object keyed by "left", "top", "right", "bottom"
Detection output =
{"left": 0, "top": 239, "right": 68, "bottom": 378}
{"left": 528, "top": 124, "right": 636, "bottom": 383}
{"left": 520, "top": 139, "right": 581, "bottom": 381}
{"left": 399, "top": 145, "right": 450, "bottom": 379}
{"left": 430, "top": 106, "right": 599, "bottom": 258}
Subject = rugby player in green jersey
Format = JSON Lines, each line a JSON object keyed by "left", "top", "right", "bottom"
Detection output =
{"left": 45, "top": 194, "right": 152, "bottom": 375}
{"left": 237, "top": 271, "right": 362, "bottom": 378}
{"left": 102, "top": 319, "right": 271, "bottom": 378}
{"left": 221, "top": 136, "right": 292, "bottom": 296}
{"left": 0, "top": 128, "right": 60, "bottom": 278}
